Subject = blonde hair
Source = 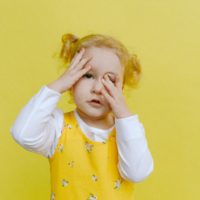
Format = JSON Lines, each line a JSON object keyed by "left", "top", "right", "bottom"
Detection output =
{"left": 57, "top": 33, "right": 142, "bottom": 104}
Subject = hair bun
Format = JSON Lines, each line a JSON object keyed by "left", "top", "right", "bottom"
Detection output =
{"left": 60, "top": 33, "right": 79, "bottom": 62}
{"left": 61, "top": 33, "right": 79, "bottom": 44}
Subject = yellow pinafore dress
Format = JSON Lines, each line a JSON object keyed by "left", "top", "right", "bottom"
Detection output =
{"left": 48, "top": 110, "right": 135, "bottom": 200}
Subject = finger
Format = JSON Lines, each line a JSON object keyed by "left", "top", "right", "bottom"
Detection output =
{"left": 71, "top": 48, "right": 85, "bottom": 64}
{"left": 74, "top": 64, "right": 92, "bottom": 80}
{"left": 102, "top": 75, "right": 115, "bottom": 97}
{"left": 115, "top": 74, "right": 122, "bottom": 90}
{"left": 102, "top": 76, "right": 114, "bottom": 97}
{"left": 101, "top": 87, "right": 114, "bottom": 105}
{"left": 107, "top": 73, "right": 122, "bottom": 91}
{"left": 69, "top": 48, "right": 85, "bottom": 69}
{"left": 70, "top": 56, "right": 92, "bottom": 76}
{"left": 75, "top": 56, "right": 93, "bottom": 71}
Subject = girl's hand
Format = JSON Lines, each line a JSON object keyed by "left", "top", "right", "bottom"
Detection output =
{"left": 47, "top": 48, "right": 92, "bottom": 94}
{"left": 101, "top": 74, "right": 132, "bottom": 118}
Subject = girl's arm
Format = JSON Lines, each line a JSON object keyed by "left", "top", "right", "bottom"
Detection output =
{"left": 10, "top": 85, "right": 64, "bottom": 158}
{"left": 115, "top": 115, "right": 154, "bottom": 183}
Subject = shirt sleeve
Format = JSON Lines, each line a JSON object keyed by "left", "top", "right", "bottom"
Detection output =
{"left": 10, "top": 85, "right": 64, "bottom": 158}
{"left": 115, "top": 115, "right": 154, "bottom": 183}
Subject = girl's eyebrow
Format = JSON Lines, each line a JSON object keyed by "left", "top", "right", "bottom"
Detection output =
{"left": 88, "top": 68, "right": 117, "bottom": 76}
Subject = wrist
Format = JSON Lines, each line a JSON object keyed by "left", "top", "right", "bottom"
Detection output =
{"left": 47, "top": 79, "right": 66, "bottom": 94}
{"left": 115, "top": 109, "right": 132, "bottom": 119}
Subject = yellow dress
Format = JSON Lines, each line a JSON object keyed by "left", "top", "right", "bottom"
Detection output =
{"left": 48, "top": 110, "right": 135, "bottom": 200}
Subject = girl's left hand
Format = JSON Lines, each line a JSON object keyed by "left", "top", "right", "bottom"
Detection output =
{"left": 101, "top": 74, "right": 132, "bottom": 118}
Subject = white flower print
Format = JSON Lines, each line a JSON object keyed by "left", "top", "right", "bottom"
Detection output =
{"left": 61, "top": 179, "right": 69, "bottom": 187}
{"left": 91, "top": 174, "right": 98, "bottom": 182}
{"left": 87, "top": 193, "right": 98, "bottom": 200}
{"left": 114, "top": 178, "right": 123, "bottom": 190}
{"left": 67, "top": 160, "right": 75, "bottom": 168}
{"left": 58, "top": 144, "right": 64, "bottom": 152}
{"left": 50, "top": 192, "right": 55, "bottom": 200}
{"left": 85, "top": 142, "right": 94, "bottom": 153}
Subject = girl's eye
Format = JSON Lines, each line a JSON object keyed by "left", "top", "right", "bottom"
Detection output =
{"left": 82, "top": 73, "right": 115, "bottom": 83}
{"left": 82, "top": 73, "right": 93, "bottom": 78}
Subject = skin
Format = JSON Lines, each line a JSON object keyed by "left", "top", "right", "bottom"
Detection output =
{"left": 70, "top": 46, "right": 132, "bottom": 130}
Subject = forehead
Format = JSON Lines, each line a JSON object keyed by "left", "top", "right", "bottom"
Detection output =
{"left": 82, "top": 46, "right": 123, "bottom": 76}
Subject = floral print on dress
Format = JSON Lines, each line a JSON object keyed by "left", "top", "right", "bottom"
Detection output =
{"left": 61, "top": 179, "right": 69, "bottom": 187}
{"left": 85, "top": 142, "right": 94, "bottom": 153}
{"left": 113, "top": 178, "right": 123, "bottom": 190}
{"left": 67, "top": 160, "right": 75, "bottom": 168}
{"left": 58, "top": 143, "right": 64, "bottom": 152}
{"left": 87, "top": 193, "right": 98, "bottom": 200}
{"left": 50, "top": 191, "right": 55, "bottom": 200}
{"left": 91, "top": 174, "right": 98, "bottom": 182}
{"left": 64, "top": 122, "right": 72, "bottom": 129}
{"left": 48, "top": 114, "right": 133, "bottom": 199}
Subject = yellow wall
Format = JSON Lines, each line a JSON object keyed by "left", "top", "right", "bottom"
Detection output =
{"left": 1, "top": 0, "right": 199, "bottom": 199}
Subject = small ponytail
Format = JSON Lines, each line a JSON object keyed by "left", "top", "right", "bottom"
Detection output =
{"left": 131, "top": 54, "right": 142, "bottom": 85}
{"left": 60, "top": 33, "right": 79, "bottom": 64}
{"left": 123, "top": 53, "right": 142, "bottom": 89}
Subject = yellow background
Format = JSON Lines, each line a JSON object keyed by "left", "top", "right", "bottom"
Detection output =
{"left": 1, "top": 0, "right": 199, "bottom": 199}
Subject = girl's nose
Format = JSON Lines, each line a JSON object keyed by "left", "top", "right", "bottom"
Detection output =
{"left": 91, "top": 79, "right": 104, "bottom": 94}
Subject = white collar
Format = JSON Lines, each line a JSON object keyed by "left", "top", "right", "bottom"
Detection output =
{"left": 74, "top": 109, "right": 114, "bottom": 140}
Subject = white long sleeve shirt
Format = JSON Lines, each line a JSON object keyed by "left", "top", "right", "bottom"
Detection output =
{"left": 10, "top": 85, "right": 154, "bottom": 183}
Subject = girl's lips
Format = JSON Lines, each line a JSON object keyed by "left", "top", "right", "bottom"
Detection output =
{"left": 90, "top": 98, "right": 101, "bottom": 103}
{"left": 88, "top": 101, "right": 103, "bottom": 108}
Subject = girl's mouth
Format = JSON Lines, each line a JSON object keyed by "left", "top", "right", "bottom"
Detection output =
{"left": 88, "top": 100, "right": 102, "bottom": 108}
{"left": 91, "top": 99, "right": 101, "bottom": 104}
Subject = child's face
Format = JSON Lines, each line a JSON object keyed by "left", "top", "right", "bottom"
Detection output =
{"left": 71, "top": 46, "right": 124, "bottom": 119}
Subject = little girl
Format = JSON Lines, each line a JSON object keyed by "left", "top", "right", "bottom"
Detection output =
{"left": 10, "top": 33, "right": 154, "bottom": 200}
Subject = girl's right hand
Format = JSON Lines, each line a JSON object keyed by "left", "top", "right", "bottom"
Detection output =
{"left": 47, "top": 48, "right": 92, "bottom": 94}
